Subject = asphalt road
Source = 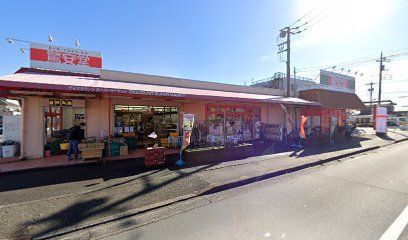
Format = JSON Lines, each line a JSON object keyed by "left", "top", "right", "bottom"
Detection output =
{"left": 106, "top": 141, "right": 408, "bottom": 240}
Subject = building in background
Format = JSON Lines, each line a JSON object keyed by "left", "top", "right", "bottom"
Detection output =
{"left": 250, "top": 72, "right": 316, "bottom": 97}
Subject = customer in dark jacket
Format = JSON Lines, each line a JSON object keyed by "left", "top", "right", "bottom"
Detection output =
{"left": 67, "top": 122, "right": 86, "bottom": 160}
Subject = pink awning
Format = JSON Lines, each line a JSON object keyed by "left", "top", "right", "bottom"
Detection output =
{"left": 0, "top": 69, "right": 320, "bottom": 106}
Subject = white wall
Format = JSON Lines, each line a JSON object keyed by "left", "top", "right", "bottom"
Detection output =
{"left": 22, "top": 96, "right": 43, "bottom": 158}
{"left": 2, "top": 114, "right": 22, "bottom": 143}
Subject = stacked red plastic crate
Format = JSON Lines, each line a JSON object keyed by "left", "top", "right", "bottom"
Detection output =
{"left": 144, "top": 147, "right": 166, "bottom": 167}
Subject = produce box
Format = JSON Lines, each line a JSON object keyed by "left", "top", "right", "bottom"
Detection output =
{"left": 120, "top": 145, "right": 128, "bottom": 156}
{"left": 105, "top": 142, "right": 121, "bottom": 151}
{"left": 82, "top": 148, "right": 103, "bottom": 160}
{"left": 155, "top": 147, "right": 165, "bottom": 154}
{"left": 88, "top": 142, "right": 105, "bottom": 149}
{"left": 125, "top": 137, "right": 137, "bottom": 150}
{"left": 160, "top": 138, "right": 169, "bottom": 147}
{"left": 78, "top": 143, "right": 88, "bottom": 151}
{"left": 103, "top": 148, "right": 120, "bottom": 157}
{"left": 144, "top": 147, "right": 166, "bottom": 167}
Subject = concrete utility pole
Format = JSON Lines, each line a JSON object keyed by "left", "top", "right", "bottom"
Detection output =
{"left": 378, "top": 52, "right": 383, "bottom": 105}
{"left": 277, "top": 27, "right": 293, "bottom": 97}
{"left": 376, "top": 52, "right": 390, "bottom": 106}
{"left": 286, "top": 27, "right": 291, "bottom": 97}
{"left": 366, "top": 81, "right": 376, "bottom": 112}
{"left": 293, "top": 67, "right": 296, "bottom": 94}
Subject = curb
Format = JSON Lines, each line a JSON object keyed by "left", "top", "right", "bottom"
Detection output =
{"left": 41, "top": 137, "right": 408, "bottom": 240}
{"left": 0, "top": 153, "right": 180, "bottom": 176}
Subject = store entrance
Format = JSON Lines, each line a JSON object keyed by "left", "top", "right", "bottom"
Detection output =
{"left": 44, "top": 106, "right": 86, "bottom": 156}
{"left": 114, "top": 105, "right": 179, "bottom": 146}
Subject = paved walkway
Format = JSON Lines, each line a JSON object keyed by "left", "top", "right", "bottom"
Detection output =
{"left": 0, "top": 128, "right": 407, "bottom": 239}
{"left": 0, "top": 148, "right": 180, "bottom": 174}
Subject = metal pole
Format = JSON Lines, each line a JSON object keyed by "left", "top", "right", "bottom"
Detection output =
{"left": 369, "top": 82, "right": 373, "bottom": 112}
{"left": 286, "top": 27, "right": 291, "bottom": 97}
{"left": 108, "top": 96, "right": 111, "bottom": 163}
{"left": 293, "top": 67, "right": 296, "bottom": 96}
{"left": 378, "top": 52, "right": 383, "bottom": 105}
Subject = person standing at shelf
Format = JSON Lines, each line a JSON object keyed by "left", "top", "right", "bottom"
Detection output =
{"left": 66, "top": 122, "right": 86, "bottom": 160}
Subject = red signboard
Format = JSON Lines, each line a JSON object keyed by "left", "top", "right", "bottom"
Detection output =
{"left": 320, "top": 70, "right": 355, "bottom": 91}
{"left": 30, "top": 42, "right": 102, "bottom": 75}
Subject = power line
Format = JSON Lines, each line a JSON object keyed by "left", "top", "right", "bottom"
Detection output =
{"left": 382, "top": 78, "right": 408, "bottom": 84}
{"left": 296, "top": 50, "right": 408, "bottom": 73}
{"left": 294, "top": 11, "right": 333, "bottom": 34}
{"left": 296, "top": 57, "right": 379, "bottom": 73}
{"left": 383, "top": 91, "right": 408, "bottom": 94}
{"left": 298, "top": 55, "right": 380, "bottom": 72}
{"left": 289, "top": 2, "right": 325, "bottom": 27}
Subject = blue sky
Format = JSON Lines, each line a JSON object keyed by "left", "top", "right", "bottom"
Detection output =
{"left": 1, "top": 0, "right": 408, "bottom": 108}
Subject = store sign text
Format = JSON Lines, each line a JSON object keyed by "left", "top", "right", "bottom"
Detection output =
{"left": 67, "top": 86, "right": 185, "bottom": 98}
{"left": 30, "top": 42, "right": 102, "bottom": 75}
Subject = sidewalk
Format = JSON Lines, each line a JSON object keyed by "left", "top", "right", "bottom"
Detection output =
{"left": 1, "top": 128, "right": 407, "bottom": 239}
{"left": 0, "top": 148, "right": 180, "bottom": 174}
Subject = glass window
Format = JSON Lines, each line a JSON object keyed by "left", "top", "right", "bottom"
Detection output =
{"left": 114, "top": 105, "right": 179, "bottom": 139}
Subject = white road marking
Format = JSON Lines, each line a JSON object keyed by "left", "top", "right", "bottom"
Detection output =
{"left": 379, "top": 204, "right": 408, "bottom": 240}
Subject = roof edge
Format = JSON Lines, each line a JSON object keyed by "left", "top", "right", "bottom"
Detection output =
{"left": 15, "top": 67, "right": 100, "bottom": 78}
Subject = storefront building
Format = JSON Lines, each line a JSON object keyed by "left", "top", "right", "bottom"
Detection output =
{"left": 0, "top": 67, "right": 320, "bottom": 160}
{"left": 0, "top": 43, "right": 320, "bottom": 162}
{"left": 298, "top": 86, "right": 365, "bottom": 144}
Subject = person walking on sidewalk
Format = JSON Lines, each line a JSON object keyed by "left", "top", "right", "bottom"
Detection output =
{"left": 299, "top": 115, "right": 307, "bottom": 147}
{"left": 66, "top": 122, "right": 86, "bottom": 160}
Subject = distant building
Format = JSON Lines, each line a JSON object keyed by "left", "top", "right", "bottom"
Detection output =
{"left": 250, "top": 72, "right": 316, "bottom": 97}
{"left": 361, "top": 100, "right": 396, "bottom": 115}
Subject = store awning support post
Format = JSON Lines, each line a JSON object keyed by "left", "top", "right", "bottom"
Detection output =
{"left": 108, "top": 95, "right": 111, "bottom": 163}
{"left": 223, "top": 110, "right": 226, "bottom": 146}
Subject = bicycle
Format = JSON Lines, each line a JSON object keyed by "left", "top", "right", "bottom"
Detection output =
{"left": 351, "top": 128, "right": 366, "bottom": 137}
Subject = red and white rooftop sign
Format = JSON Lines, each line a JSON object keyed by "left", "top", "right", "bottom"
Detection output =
{"left": 30, "top": 42, "right": 102, "bottom": 75}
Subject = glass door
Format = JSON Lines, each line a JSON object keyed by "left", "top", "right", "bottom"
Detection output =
{"left": 44, "top": 107, "right": 63, "bottom": 142}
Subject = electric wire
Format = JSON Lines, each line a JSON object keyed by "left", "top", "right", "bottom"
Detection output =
{"left": 289, "top": 2, "right": 324, "bottom": 27}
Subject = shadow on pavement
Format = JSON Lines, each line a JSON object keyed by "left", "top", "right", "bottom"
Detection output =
{"left": 198, "top": 137, "right": 372, "bottom": 197}
{"left": 0, "top": 136, "right": 371, "bottom": 193}
{"left": 376, "top": 134, "right": 395, "bottom": 141}
{"left": 292, "top": 137, "right": 370, "bottom": 158}
{"left": 5, "top": 135, "right": 379, "bottom": 239}
{"left": 0, "top": 155, "right": 178, "bottom": 192}
{"left": 387, "top": 130, "right": 408, "bottom": 138}
{"left": 11, "top": 159, "right": 218, "bottom": 239}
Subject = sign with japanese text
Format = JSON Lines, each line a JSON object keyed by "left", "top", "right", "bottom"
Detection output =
{"left": 374, "top": 105, "right": 387, "bottom": 134}
{"left": 30, "top": 42, "right": 102, "bottom": 75}
{"left": 181, "top": 113, "right": 195, "bottom": 150}
{"left": 320, "top": 70, "right": 355, "bottom": 92}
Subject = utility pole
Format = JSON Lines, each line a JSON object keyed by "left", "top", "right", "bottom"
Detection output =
{"left": 378, "top": 52, "right": 383, "bottom": 105}
{"left": 293, "top": 66, "right": 297, "bottom": 95}
{"left": 286, "top": 27, "right": 291, "bottom": 97}
{"left": 376, "top": 52, "right": 390, "bottom": 106}
{"left": 366, "top": 81, "right": 376, "bottom": 113}
{"left": 277, "top": 27, "right": 293, "bottom": 97}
